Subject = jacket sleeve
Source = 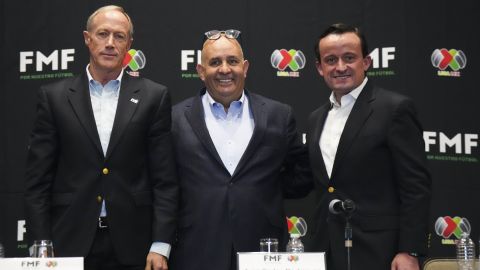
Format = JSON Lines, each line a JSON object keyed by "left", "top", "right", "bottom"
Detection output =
{"left": 24, "top": 86, "right": 58, "bottom": 244}
{"left": 147, "top": 88, "right": 179, "bottom": 244}
{"left": 387, "top": 98, "right": 431, "bottom": 255}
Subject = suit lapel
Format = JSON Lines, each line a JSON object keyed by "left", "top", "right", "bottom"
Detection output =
{"left": 67, "top": 73, "right": 103, "bottom": 156}
{"left": 232, "top": 92, "right": 266, "bottom": 178}
{"left": 310, "top": 103, "right": 331, "bottom": 186}
{"left": 106, "top": 74, "right": 141, "bottom": 159}
{"left": 184, "top": 91, "right": 225, "bottom": 169}
{"left": 331, "top": 82, "right": 375, "bottom": 178}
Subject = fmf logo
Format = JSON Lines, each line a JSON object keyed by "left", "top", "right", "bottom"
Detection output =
{"left": 424, "top": 131, "right": 478, "bottom": 163}
{"left": 367, "top": 47, "right": 396, "bottom": 77}
{"left": 18, "top": 220, "right": 26, "bottom": 241}
{"left": 435, "top": 216, "right": 470, "bottom": 244}
{"left": 271, "top": 49, "right": 305, "bottom": 77}
{"left": 431, "top": 48, "right": 466, "bottom": 77}
{"left": 123, "top": 49, "right": 146, "bottom": 77}
{"left": 181, "top": 50, "right": 201, "bottom": 79}
{"left": 19, "top": 49, "right": 75, "bottom": 80}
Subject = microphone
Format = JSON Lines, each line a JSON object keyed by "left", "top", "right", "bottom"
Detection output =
{"left": 329, "top": 199, "right": 356, "bottom": 215}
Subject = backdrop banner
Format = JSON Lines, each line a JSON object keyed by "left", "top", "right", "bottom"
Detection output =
{"left": 1, "top": 0, "right": 478, "bottom": 259}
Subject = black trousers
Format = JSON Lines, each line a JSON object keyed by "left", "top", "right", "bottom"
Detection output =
{"left": 84, "top": 227, "right": 144, "bottom": 270}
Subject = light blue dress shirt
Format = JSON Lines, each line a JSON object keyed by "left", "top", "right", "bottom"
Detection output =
{"left": 86, "top": 66, "right": 170, "bottom": 258}
{"left": 202, "top": 90, "right": 255, "bottom": 175}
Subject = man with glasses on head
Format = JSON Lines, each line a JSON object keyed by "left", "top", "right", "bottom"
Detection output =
{"left": 169, "top": 29, "right": 312, "bottom": 270}
{"left": 24, "top": 5, "right": 178, "bottom": 270}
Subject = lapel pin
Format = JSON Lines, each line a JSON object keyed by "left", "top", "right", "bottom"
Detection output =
{"left": 130, "top": 98, "right": 138, "bottom": 104}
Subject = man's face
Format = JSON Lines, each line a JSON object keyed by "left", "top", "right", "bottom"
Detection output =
{"left": 83, "top": 10, "right": 132, "bottom": 74}
{"left": 196, "top": 37, "right": 249, "bottom": 105}
{"left": 316, "top": 32, "right": 371, "bottom": 97}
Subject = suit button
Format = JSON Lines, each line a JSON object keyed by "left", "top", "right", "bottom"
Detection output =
{"left": 328, "top": 186, "right": 335, "bottom": 193}
{"left": 102, "top": 168, "right": 109, "bottom": 175}
{"left": 96, "top": 195, "right": 102, "bottom": 203}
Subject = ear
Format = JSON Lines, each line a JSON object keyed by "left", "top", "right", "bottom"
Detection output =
{"left": 362, "top": 55, "right": 372, "bottom": 71}
{"left": 196, "top": 64, "right": 206, "bottom": 81}
{"left": 315, "top": 61, "right": 324, "bottom": 77}
{"left": 242, "top": 60, "right": 249, "bottom": 78}
{"left": 83, "top": 31, "right": 90, "bottom": 46}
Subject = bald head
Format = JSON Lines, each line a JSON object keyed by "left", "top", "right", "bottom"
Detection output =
{"left": 201, "top": 36, "right": 244, "bottom": 64}
{"left": 196, "top": 35, "right": 249, "bottom": 109}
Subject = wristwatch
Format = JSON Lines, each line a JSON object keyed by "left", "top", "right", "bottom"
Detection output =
{"left": 409, "top": 252, "right": 419, "bottom": 257}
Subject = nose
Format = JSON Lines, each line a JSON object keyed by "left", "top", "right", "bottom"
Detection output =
{"left": 218, "top": 62, "right": 231, "bottom": 74}
{"left": 336, "top": 59, "right": 348, "bottom": 72}
{"left": 105, "top": 34, "right": 115, "bottom": 48}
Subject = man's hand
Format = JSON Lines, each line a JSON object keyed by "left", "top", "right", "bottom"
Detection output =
{"left": 145, "top": 252, "right": 168, "bottom": 270}
{"left": 391, "top": 252, "right": 419, "bottom": 270}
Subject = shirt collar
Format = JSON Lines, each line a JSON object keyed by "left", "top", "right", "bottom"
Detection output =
{"left": 329, "top": 77, "right": 368, "bottom": 108}
{"left": 205, "top": 90, "right": 246, "bottom": 120}
{"left": 86, "top": 64, "right": 124, "bottom": 96}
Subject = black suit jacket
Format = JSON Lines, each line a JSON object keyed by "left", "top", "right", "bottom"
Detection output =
{"left": 307, "top": 81, "right": 431, "bottom": 270}
{"left": 24, "top": 72, "right": 178, "bottom": 265}
{"left": 169, "top": 89, "right": 311, "bottom": 270}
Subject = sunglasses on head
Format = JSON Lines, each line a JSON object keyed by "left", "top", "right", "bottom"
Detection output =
{"left": 204, "top": 29, "right": 241, "bottom": 40}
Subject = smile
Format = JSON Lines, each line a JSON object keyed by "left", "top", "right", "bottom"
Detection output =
{"left": 333, "top": 74, "right": 351, "bottom": 79}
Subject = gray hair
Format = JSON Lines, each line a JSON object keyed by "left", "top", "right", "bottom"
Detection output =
{"left": 86, "top": 5, "right": 134, "bottom": 37}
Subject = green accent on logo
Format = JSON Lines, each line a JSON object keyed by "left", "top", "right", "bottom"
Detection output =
{"left": 448, "top": 49, "right": 461, "bottom": 71}
{"left": 288, "top": 50, "right": 300, "bottom": 71}
{"left": 452, "top": 216, "right": 463, "bottom": 238}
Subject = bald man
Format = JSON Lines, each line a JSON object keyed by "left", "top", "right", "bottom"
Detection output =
{"left": 169, "top": 30, "right": 312, "bottom": 270}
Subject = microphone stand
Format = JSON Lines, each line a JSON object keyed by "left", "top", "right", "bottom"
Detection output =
{"left": 328, "top": 199, "right": 355, "bottom": 270}
{"left": 344, "top": 214, "right": 353, "bottom": 270}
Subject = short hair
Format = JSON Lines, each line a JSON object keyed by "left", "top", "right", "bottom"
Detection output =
{"left": 86, "top": 5, "right": 134, "bottom": 37}
{"left": 314, "top": 23, "right": 368, "bottom": 62}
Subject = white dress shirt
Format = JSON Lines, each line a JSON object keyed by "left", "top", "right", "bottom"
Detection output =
{"left": 320, "top": 77, "right": 368, "bottom": 178}
{"left": 202, "top": 90, "right": 255, "bottom": 175}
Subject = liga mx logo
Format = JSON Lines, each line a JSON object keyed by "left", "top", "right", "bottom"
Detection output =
{"left": 123, "top": 49, "right": 146, "bottom": 77}
{"left": 434, "top": 216, "right": 471, "bottom": 244}
{"left": 431, "top": 48, "right": 466, "bottom": 77}
{"left": 271, "top": 49, "right": 306, "bottom": 77}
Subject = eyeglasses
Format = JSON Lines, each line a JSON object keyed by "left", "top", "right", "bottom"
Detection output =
{"left": 204, "top": 29, "right": 241, "bottom": 40}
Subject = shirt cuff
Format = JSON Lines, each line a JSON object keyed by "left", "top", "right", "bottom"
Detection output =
{"left": 150, "top": 242, "right": 171, "bottom": 259}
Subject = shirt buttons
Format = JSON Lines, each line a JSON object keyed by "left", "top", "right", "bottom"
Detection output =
{"left": 102, "top": 168, "right": 109, "bottom": 175}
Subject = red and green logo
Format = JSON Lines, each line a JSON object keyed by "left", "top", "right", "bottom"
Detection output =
{"left": 286, "top": 216, "right": 307, "bottom": 236}
{"left": 431, "top": 49, "right": 466, "bottom": 71}
{"left": 123, "top": 49, "right": 146, "bottom": 71}
{"left": 435, "top": 216, "right": 470, "bottom": 239}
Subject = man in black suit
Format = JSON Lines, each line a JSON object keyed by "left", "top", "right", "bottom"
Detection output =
{"left": 169, "top": 30, "right": 311, "bottom": 270}
{"left": 307, "top": 23, "right": 431, "bottom": 270}
{"left": 24, "top": 5, "right": 177, "bottom": 270}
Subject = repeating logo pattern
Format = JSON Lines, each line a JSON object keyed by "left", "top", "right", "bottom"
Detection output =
{"left": 434, "top": 216, "right": 471, "bottom": 239}
{"left": 286, "top": 216, "right": 307, "bottom": 236}
{"left": 431, "top": 49, "right": 467, "bottom": 71}
{"left": 271, "top": 49, "right": 305, "bottom": 77}
{"left": 271, "top": 49, "right": 306, "bottom": 71}
{"left": 123, "top": 49, "right": 146, "bottom": 76}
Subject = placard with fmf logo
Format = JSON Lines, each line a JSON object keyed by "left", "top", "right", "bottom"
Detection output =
{"left": 0, "top": 257, "right": 83, "bottom": 270}
{"left": 237, "top": 252, "right": 325, "bottom": 270}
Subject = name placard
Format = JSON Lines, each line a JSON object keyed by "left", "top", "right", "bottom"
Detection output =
{"left": 238, "top": 252, "right": 325, "bottom": 270}
{"left": 0, "top": 257, "right": 83, "bottom": 270}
